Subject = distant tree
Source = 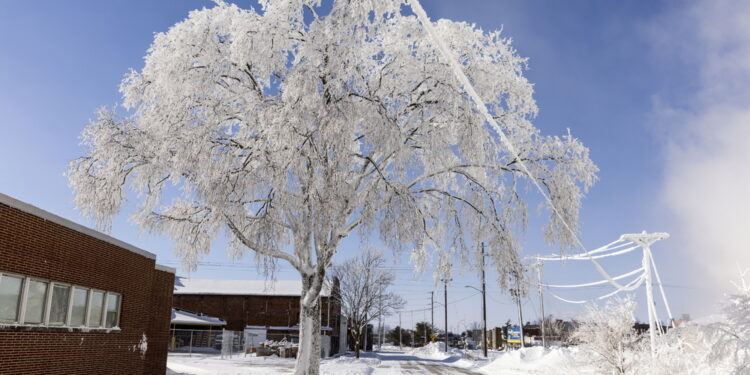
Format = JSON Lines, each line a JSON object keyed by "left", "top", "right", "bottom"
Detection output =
{"left": 415, "top": 321, "right": 434, "bottom": 345}
{"left": 388, "top": 326, "right": 412, "bottom": 347}
{"left": 66, "top": 1, "right": 596, "bottom": 373}
{"left": 572, "top": 296, "right": 641, "bottom": 374}
{"left": 333, "top": 250, "right": 405, "bottom": 358}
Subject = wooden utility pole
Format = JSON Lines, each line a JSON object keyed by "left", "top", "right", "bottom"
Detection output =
{"left": 511, "top": 266, "right": 525, "bottom": 348}
{"left": 481, "top": 242, "right": 488, "bottom": 357}
{"left": 444, "top": 279, "right": 449, "bottom": 352}
{"left": 430, "top": 291, "right": 434, "bottom": 335}
{"left": 536, "top": 260, "right": 546, "bottom": 348}
{"left": 399, "top": 312, "right": 402, "bottom": 350}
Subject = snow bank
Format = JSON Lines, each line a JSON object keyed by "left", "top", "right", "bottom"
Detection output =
{"left": 405, "top": 342, "right": 450, "bottom": 360}
{"left": 320, "top": 355, "right": 380, "bottom": 375}
{"left": 403, "top": 343, "right": 483, "bottom": 370}
{"left": 479, "top": 347, "right": 595, "bottom": 375}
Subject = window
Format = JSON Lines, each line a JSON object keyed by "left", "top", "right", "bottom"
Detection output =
{"left": 24, "top": 280, "right": 48, "bottom": 324}
{"left": 0, "top": 272, "right": 121, "bottom": 331}
{"left": 105, "top": 293, "right": 120, "bottom": 328}
{"left": 0, "top": 274, "right": 23, "bottom": 323}
{"left": 70, "top": 287, "right": 89, "bottom": 327}
{"left": 48, "top": 284, "right": 71, "bottom": 326}
{"left": 88, "top": 290, "right": 105, "bottom": 327}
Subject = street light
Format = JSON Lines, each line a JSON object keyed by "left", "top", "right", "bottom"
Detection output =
{"left": 465, "top": 285, "right": 488, "bottom": 357}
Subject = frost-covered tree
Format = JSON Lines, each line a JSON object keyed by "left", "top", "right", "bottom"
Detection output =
{"left": 333, "top": 249, "right": 404, "bottom": 358}
{"left": 707, "top": 271, "right": 750, "bottom": 374}
{"left": 572, "top": 296, "right": 641, "bottom": 374}
{"left": 66, "top": 1, "right": 596, "bottom": 372}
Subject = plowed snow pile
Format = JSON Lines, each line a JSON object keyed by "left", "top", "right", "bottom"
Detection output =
{"left": 478, "top": 347, "right": 596, "bottom": 374}
{"left": 405, "top": 342, "right": 450, "bottom": 360}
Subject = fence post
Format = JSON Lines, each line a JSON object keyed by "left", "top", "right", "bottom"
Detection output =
{"left": 189, "top": 330, "right": 193, "bottom": 357}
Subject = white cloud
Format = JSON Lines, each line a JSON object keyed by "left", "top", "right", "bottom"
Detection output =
{"left": 653, "top": 1, "right": 750, "bottom": 303}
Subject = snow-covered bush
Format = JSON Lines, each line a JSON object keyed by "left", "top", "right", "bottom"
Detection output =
{"left": 706, "top": 272, "right": 750, "bottom": 374}
{"left": 629, "top": 327, "right": 710, "bottom": 375}
{"left": 572, "top": 296, "right": 641, "bottom": 374}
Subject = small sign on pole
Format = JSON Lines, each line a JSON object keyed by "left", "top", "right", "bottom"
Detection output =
{"left": 507, "top": 326, "right": 522, "bottom": 344}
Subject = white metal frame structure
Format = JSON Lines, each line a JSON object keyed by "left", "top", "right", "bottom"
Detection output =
{"left": 531, "top": 231, "right": 672, "bottom": 356}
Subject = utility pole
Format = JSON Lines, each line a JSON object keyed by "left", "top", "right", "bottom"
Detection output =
{"left": 536, "top": 260, "right": 546, "bottom": 348}
{"left": 399, "top": 312, "right": 402, "bottom": 350}
{"left": 481, "top": 242, "right": 488, "bottom": 357}
{"left": 378, "top": 291, "right": 383, "bottom": 350}
{"left": 411, "top": 310, "right": 415, "bottom": 348}
{"left": 621, "top": 231, "right": 670, "bottom": 358}
{"left": 511, "top": 266, "right": 525, "bottom": 348}
{"left": 430, "top": 291, "right": 434, "bottom": 337}
{"left": 443, "top": 279, "right": 449, "bottom": 352}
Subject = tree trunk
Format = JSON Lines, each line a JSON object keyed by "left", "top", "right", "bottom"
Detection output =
{"left": 295, "top": 275, "right": 322, "bottom": 375}
{"left": 351, "top": 325, "right": 364, "bottom": 359}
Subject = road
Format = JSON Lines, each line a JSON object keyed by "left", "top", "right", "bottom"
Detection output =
{"left": 167, "top": 348, "right": 486, "bottom": 374}
{"left": 369, "top": 350, "right": 482, "bottom": 375}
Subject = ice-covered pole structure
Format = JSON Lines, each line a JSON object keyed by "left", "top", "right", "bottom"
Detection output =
{"left": 620, "top": 231, "right": 670, "bottom": 357}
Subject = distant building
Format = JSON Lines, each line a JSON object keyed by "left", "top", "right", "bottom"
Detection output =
{"left": 169, "top": 308, "right": 226, "bottom": 352}
{"left": 172, "top": 277, "right": 342, "bottom": 355}
{"left": 0, "top": 193, "right": 175, "bottom": 375}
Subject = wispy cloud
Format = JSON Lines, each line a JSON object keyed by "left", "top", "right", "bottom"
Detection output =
{"left": 651, "top": 1, "right": 750, "bottom": 304}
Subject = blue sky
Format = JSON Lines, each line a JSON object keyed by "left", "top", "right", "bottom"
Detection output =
{"left": 2, "top": 0, "right": 744, "bottom": 331}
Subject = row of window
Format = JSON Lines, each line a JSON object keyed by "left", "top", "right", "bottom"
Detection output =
{"left": 0, "top": 272, "right": 121, "bottom": 329}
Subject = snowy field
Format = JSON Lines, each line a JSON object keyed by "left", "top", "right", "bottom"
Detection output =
{"left": 167, "top": 343, "right": 596, "bottom": 374}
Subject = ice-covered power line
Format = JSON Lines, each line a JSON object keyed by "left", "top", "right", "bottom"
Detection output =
{"left": 542, "top": 267, "right": 644, "bottom": 289}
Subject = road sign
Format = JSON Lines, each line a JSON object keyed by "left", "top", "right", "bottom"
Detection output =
{"left": 507, "top": 326, "right": 521, "bottom": 344}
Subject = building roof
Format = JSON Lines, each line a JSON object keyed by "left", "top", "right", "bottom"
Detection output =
{"left": 174, "top": 277, "right": 332, "bottom": 297}
{"left": 171, "top": 308, "right": 226, "bottom": 326}
{"left": 0, "top": 193, "right": 175, "bottom": 274}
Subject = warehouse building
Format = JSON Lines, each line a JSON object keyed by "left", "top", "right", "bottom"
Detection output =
{"left": 172, "top": 277, "right": 342, "bottom": 355}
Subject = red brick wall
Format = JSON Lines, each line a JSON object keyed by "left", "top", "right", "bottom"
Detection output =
{"left": 173, "top": 292, "right": 341, "bottom": 334}
{"left": 0, "top": 201, "right": 174, "bottom": 375}
{"left": 145, "top": 269, "right": 174, "bottom": 375}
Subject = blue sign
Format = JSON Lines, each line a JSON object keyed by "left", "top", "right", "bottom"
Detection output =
{"left": 507, "top": 326, "right": 521, "bottom": 343}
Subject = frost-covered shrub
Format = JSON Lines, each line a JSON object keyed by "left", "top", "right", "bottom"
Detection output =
{"left": 572, "top": 296, "right": 641, "bottom": 374}
{"left": 631, "top": 327, "right": 711, "bottom": 375}
{"left": 706, "top": 273, "right": 750, "bottom": 374}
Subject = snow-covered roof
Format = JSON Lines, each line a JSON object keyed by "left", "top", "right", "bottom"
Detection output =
{"left": 171, "top": 308, "right": 226, "bottom": 326}
{"left": 174, "top": 277, "right": 332, "bottom": 297}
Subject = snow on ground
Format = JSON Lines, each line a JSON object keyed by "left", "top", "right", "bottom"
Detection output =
{"left": 478, "top": 347, "right": 596, "bottom": 375}
{"left": 167, "top": 343, "right": 599, "bottom": 375}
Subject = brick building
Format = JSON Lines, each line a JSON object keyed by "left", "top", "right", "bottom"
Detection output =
{"left": 172, "top": 277, "right": 342, "bottom": 355}
{"left": 0, "top": 193, "right": 175, "bottom": 375}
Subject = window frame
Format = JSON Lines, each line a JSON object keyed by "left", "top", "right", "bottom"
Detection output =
{"left": 86, "top": 289, "right": 106, "bottom": 328}
{"left": 45, "top": 282, "right": 72, "bottom": 326}
{"left": 19, "top": 277, "right": 49, "bottom": 325}
{"left": 103, "top": 292, "right": 121, "bottom": 329}
{"left": 69, "top": 286, "right": 90, "bottom": 328}
{"left": 0, "top": 271, "right": 26, "bottom": 324}
{"left": 0, "top": 271, "right": 121, "bottom": 332}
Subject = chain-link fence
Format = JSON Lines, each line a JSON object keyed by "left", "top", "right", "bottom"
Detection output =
{"left": 169, "top": 329, "right": 250, "bottom": 357}
{"left": 169, "top": 328, "right": 333, "bottom": 358}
